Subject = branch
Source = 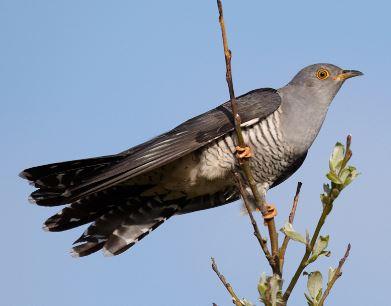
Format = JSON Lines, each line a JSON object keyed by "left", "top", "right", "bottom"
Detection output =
{"left": 233, "top": 172, "right": 274, "bottom": 266}
{"left": 279, "top": 182, "right": 302, "bottom": 271}
{"left": 283, "top": 135, "right": 355, "bottom": 302}
{"left": 318, "top": 244, "right": 351, "bottom": 306}
{"left": 288, "top": 182, "right": 302, "bottom": 224}
{"left": 282, "top": 198, "right": 332, "bottom": 302}
{"left": 216, "top": 0, "right": 280, "bottom": 275}
{"left": 211, "top": 258, "right": 244, "bottom": 306}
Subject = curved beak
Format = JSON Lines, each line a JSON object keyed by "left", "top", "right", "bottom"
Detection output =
{"left": 334, "top": 69, "right": 364, "bottom": 81}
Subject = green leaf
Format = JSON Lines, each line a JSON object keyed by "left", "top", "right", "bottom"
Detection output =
{"left": 269, "top": 274, "right": 282, "bottom": 306}
{"left": 343, "top": 166, "right": 360, "bottom": 187}
{"left": 307, "top": 236, "right": 330, "bottom": 264}
{"left": 327, "top": 267, "right": 336, "bottom": 286}
{"left": 307, "top": 271, "right": 323, "bottom": 304}
{"left": 329, "top": 142, "right": 345, "bottom": 173}
{"left": 240, "top": 299, "right": 254, "bottom": 306}
{"left": 280, "top": 222, "right": 306, "bottom": 244}
{"left": 257, "top": 273, "right": 268, "bottom": 302}
{"left": 339, "top": 168, "right": 350, "bottom": 184}
{"left": 326, "top": 171, "right": 343, "bottom": 185}
{"left": 304, "top": 292, "right": 315, "bottom": 306}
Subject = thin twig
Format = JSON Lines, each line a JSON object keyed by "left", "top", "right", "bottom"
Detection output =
{"left": 233, "top": 172, "right": 274, "bottom": 265}
{"left": 211, "top": 258, "right": 243, "bottom": 306}
{"left": 318, "top": 244, "right": 351, "bottom": 306}
{"left": 288, "top": 182, "right": 302, "bottom": 224}
{"left": 279, "top": 182, "right": 302, "bottom": 271}
{"left": 216, "top": 0, "right": 280, "bottom": 274}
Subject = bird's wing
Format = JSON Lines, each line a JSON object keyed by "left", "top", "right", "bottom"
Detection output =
{"left": 60, "top": 88, "right": 281, "bottom": 203}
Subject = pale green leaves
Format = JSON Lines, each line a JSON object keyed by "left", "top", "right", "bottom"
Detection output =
{"left": 340, "top": 166, "right": 359, "bottom": 187}
{"left": 304, "top": 271, "right": 323, "bottom": 306}
{"left": 307, "top": 235, "right": 330, "bottom": 264}
{"left": 280, "top": 223, "right": 330, "bottom": 266}
{"left": 258, "top": 273, "right": 268, "bottom": 304}
{"left": 328, "top": 267, "right": 336, "bottom": 286}
{"left": 258, "top": 273, "right": 283, "bottom": 306}
{"left": 280, "top": 222, "right": 306, "bottom": 244}
{"left": 303, "top": 267, "right": 339, "bottom": 305}
{"left": 329, "top": 142, "right": 344, "bottom": 174}
{"left": 322, "top": 138, "right": 359, "bottom": 207}
{"left": 239, "top": 299, "right": 254, "bottom": 306}
{"left": 327, "top": 141, "right": 358, "bottom": 188}
{"left": 269, "top": 275, "right": 281, "bottom": 306}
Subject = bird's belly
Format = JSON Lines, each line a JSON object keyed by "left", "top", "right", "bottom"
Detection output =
{"left": 138, "top": 147, "right": 234, "bottom": 200}
{"left": 161, "top": 146, "right": 235, "bottom": 198}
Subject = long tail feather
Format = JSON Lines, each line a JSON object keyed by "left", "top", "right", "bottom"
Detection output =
{"left": 20, "top": 156, "right": 123, "bottom": 206}
{"left": 71, "top": 198, "right": 180, "bottom": 257}
{"left": 43, "top": 185, "right": 151, "bottom": 231}
{"left": 103, "top": 204, "right": 178, "bottom": 256}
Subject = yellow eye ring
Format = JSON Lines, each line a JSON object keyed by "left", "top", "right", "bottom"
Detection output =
{"left": 316, "top": 68, "right": 330, "bottom": 80}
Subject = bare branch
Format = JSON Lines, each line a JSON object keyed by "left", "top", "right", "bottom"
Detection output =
{"left": 318, "top": 244, "right": 351, "bottom": 306}
{"left": 211, "top": 257, "right": 244, "bottom": 306}
{"left": 289, "top": 182, "right": 302, "bottom": 224}
{"left": 279, "top": 182, "right": 302, "bottom": 271}
{"left": 233, "top": 172, "right": 275, "bottom": 267}
{"left": 216, "top": 0, "right": 280, "bottom": 274}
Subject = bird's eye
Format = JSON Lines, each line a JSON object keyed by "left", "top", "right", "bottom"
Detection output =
{"left": 316, "top": 68, "right": 330, "bottom": 80}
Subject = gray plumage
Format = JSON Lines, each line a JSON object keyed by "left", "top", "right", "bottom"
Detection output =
{"left": 20, "top": 63, "right": 362, "bottom": 257}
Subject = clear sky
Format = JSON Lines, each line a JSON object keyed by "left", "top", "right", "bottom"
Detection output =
{"left": 1, "top": 1, "right": 390, "bottom": 305}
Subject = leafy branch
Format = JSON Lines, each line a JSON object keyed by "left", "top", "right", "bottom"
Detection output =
{"left": 282, "top": 135, "right": 358, "bottom": 302}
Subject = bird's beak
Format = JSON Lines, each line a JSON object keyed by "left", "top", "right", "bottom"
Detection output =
{"left": 334, "top": 69, "right": 364, "bottom": 81}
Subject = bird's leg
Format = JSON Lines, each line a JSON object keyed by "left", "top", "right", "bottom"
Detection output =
{"left": 262, "top": 203, "right": 277, "bottom": 223}
{"left": 235, "top": 145, "right": 252, "bottom": 161}
{"left": 243, "top": 184, "right": 277, "bottom": 220}
{"left": 243, "top": 183, "right": 266, "bottom": 210}
{"left": 238, "top": 180, "right": 280, "bottom": 275}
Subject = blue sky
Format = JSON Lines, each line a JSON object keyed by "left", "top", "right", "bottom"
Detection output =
{"left": 1, "top": 1, "right": 390, "bottom": 305}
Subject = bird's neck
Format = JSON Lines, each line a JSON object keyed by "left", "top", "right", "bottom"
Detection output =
{"left": 278, "top": 85, "right": 333, "bottom": 154}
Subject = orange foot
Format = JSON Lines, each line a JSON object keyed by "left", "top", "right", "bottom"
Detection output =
{"left": 235, "top": 146, "right": 252, "bottom": 160}
{"left": 263, "top": 204, "right": 277, "bottom": 222}
{"left": 254, "top": 204, "right": 277, "bottom": 218}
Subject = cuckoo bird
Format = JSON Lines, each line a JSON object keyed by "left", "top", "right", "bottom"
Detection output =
{"left": 20, "top": 63, "right": 362, "bottom": 257}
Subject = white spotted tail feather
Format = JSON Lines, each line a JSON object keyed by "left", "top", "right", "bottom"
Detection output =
{"left": 71, "top": 199, "right": 179, "bottom": 257}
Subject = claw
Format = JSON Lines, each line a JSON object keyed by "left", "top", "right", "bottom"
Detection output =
{"left": 235, "top": 146, "right": 252, "bottom": 160}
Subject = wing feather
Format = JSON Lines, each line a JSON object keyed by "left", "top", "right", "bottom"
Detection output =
{"left": 59, "top": 88, "right": 281, "bottom": 203}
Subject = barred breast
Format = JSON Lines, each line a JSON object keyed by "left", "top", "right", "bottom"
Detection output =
{"left": 197, "top": 107, "right": 295, "bottom": 188}
{"left": 138, "top": 107, "right": 295, "bottom": 201}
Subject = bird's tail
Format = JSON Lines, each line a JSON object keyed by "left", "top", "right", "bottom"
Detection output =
{"left": 70, "top": 198, "right": 180, "bottom": 257}
{"left": 20, "top": 155, "right": 122, "bottom": 206}
{"left": 20, "top": 155, "right": 183, "bottom": 257}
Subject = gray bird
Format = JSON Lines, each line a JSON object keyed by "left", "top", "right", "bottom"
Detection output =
{"left": 20, "top": 63, "right": 362, "bottom": 257}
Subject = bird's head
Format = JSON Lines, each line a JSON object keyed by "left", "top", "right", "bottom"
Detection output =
{"left": 287, "top": 63, "right": 363, "bottom": 102}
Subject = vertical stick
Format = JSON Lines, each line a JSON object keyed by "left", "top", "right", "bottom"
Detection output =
{"left": 216, "top": 0, "right": 280, "bottom": 275}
